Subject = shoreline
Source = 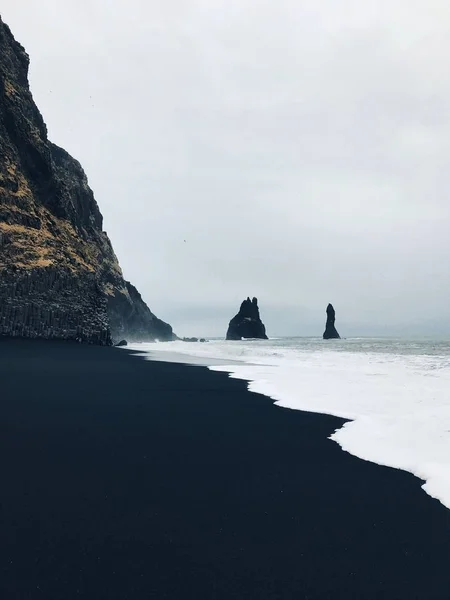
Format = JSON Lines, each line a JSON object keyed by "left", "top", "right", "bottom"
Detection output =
{"left": 1, "top": 339, "right": 450, "bottom": 599}
{"left": 126, "top": 347, "right": 249, "bottom": 367}
{"left": 138, "top": 338, "right": 450, "bottom": 511}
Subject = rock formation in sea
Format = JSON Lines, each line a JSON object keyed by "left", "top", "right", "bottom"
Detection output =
{"left": 114, "top": 340, "right": 128, "bottom": 347}
{"left": 323, "top": 303, "right": 340, "bottom": 339}
{"left": 0, "top": 17, "right": 173, "bottom": 344}
{"left": 226, "top": 297, "right": 268, "bottom": 340}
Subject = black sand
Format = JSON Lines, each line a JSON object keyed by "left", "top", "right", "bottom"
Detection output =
{"left": 1, "top": 339, "right": 450, "bottom": 599}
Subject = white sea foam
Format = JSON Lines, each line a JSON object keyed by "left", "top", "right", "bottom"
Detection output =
{"left": 127, "top": 337, "right": 450, "bottom": 509}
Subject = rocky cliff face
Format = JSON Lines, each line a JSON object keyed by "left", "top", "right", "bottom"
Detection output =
{"left": 323, "top": 303, "right": 340, "bottom": 339}
{"left": 0, "top": 17, "right": 172, "bottom": 343}
{"left": 226, "top": 297, "right": 268, "bottom": 340}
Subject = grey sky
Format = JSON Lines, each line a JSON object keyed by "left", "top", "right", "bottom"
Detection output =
{"left": 2, "top": 1, "right": 450, "bottom": 336}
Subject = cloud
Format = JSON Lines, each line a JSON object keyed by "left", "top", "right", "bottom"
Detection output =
{"left": 2, "top": 1, "right": 449, "bottom": 336}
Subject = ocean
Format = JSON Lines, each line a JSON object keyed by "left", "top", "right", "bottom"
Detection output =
{"left": 128, "top": 336, "right": 450, "bottom": 510}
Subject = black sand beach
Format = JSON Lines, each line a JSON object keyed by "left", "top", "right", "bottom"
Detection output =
{"left": 1, "top": 339, "right": 450, "bottom": 599}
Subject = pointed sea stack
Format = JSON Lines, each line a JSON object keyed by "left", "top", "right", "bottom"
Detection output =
{"left": 323, "top": 303, "right": 340, "bottom": 339}
{"left": 226, "top": 297, "right": 268, "bottom": 340}
{"left": 0, "top": 17, "right": 173, "bottom": 344}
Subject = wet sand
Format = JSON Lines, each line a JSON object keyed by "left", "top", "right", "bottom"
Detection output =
{"left": 1, "top": 338, "right": 450, "bottom": 599}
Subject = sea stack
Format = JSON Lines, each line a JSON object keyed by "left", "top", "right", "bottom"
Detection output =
{"left": 323, "top": 303, "right": 340, "bottom": 339}
{"left": 0, "top": 17, "right": 172, "bottom": 344}
{"left": 226, "top": 297, "right": 268, "bottom": 340}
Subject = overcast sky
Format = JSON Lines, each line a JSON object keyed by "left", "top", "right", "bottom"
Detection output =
{"left": 2, "top": 1, "right": 450, "bottom": 336}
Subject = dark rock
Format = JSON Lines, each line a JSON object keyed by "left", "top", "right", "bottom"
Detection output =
{"left": 182, "top": 337, "right": 199, "bottom": 342}
{"left": 199, "top": 338, "right": 207, "bottom": 343}
{"left": 115, "top": 339, "right": 127, "bottom": 347}
{"left": 108, "top": 281, "right": 172, "bottom": 343}
{"left": 226, "top": 297, "right": 268, "bottom": 340}
{"left": 0, "top": 17, "right": 173, "bottom": 344}
{"left": 0, "top": 267, "right": 111, "bottom": 345}
{"left": 323, "top": 303, "right": 341, "bottom": 339}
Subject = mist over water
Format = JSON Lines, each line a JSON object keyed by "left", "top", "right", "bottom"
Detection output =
{"left": 129, "top": 336, "right": 450, "bottom": 509}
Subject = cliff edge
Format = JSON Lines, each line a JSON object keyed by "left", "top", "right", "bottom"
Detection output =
{"left": 0, "top": 17, "right": 172, "bottom": 343}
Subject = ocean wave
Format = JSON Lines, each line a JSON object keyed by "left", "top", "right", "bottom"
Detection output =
{"left": 128, "top": 337, "right": 450, "bottom": 510}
